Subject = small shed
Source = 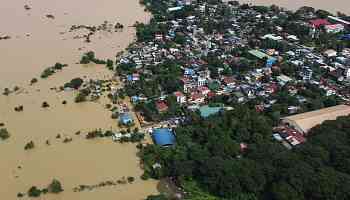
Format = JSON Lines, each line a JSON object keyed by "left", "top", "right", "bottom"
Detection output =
{"left": 152, "top": 128, "right": 175, "bottom": 147}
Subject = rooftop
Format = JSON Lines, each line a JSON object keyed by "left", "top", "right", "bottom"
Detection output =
{"left": 152, "top": 128, "right": 176, "bottom": 146}
{"left": 283, "top": 105, "right": 350, "bottom": 133}
{"left": 199, "top": 105, "right": 222, "bottom": 118}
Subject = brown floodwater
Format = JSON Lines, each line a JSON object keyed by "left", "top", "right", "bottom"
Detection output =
{"left": 0, "top": 0, "right": 158, "bottom": 199}
{"left": 236, "top": 0, "right": 350, "bottom": 14}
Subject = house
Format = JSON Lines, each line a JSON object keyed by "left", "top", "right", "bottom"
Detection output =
{"left": 119, "top": 113, "right": 134, "bottom": 125}
{"left": 300, "top": 67, "right": 313, "bottom": 81}
{"left": 233, "top": 91, "right": 245, "bottom": 103}
{"left": 190, "top": 92, "right": 205, "bottom": 104}
{"left": 174, "top": 91, "right": 186, "bottom": 104}
{"left": 156, "top": 101, "right": 168, "bottom": 112}
{"left": 197, "top": 75, "right": 207, "bottom": 86}
{"left": 222, "top": 76, "right": 236, "bottom": 87}
{"left": 152, "top": 128, "right": 176, "bottom": 147}
{"left": 261, "top": 34, "right": 283, "bottom": 41}
{"left": 277, "top": 75, "right": 293, "bottom": 85}
{"left": 198, "top": 86, "right": 210, "bottom": 96}
{"left": 309, "top": 19, "right": 331, "bottom": 28}
{"left": 127, "top": 73, "right": 140, "bottom": 82}
{"left": 286, "top": 35, "right": 299, "bottom": 42}
{"left": 167, "top": 6, "right": 183, "bottom": 12}
{"left": 248, "top": 49, "right": 277, "bottom": 67}
{"left": 325, "top": 24, "right": 344, "bottom": 33}
{"left": 323, "top": 49, "right": 337, "bottom": 57}
{"left": 282, "top": 105, "right": 350, "bottom": 134}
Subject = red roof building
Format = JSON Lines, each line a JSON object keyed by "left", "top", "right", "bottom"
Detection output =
{"left": 309, "top": 19, "right": 331, "bottom": 28}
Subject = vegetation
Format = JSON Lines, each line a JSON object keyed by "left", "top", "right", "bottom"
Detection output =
{"left": 75, "top": 88, "right": 90, "bottom": 103}
{"left": 28, "top": 186, "right": 41, "bottom": 197}
{"left": 48, "top": 179, "right": 64, "bottom": 193}
{"left": 24, "top": 179, "right": 63, "bottom": 198}
{"left": 0, "top": 128, "right": 10, "bottom": 140}
{"left": 64, "top": 77, "right": 84, "bottom": 89}
{"left": 30, "top": 78, "right": 38, "bottom": 85}
{"left": 106, "top": 59, "right": 114, "bottom": 70}
{"left": 24, "top": 141, "right": 35, "bottom": 150}
{"left": 80, "top": 51, "right": 106, "bottom": 64}
{"left": 41, "top": 63, "right": 68, "bottom": 78}
{"left": 141, "top": 105, "right": 350, "bottom": 200}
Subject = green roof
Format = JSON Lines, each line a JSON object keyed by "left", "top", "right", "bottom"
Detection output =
{"left": 248, "top": 50, "right": 270, "bottom": 59}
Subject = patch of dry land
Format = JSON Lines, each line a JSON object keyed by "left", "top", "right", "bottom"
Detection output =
{"left": 0, "top": 0, "right": 158, "bottom": 199}
{"left": 235, "top": 0, "right": 350, "bottom": 15}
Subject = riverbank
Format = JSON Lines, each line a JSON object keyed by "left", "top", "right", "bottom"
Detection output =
{"left": 0, "top": 0, "right": 159, "bottom": 199}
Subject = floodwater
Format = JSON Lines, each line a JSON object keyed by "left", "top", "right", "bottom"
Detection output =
{"left": 236, "top": 0, "right": 350, "bottom": 14}
{"left": 0, "top": 0, "right": 158, "bottom": 200}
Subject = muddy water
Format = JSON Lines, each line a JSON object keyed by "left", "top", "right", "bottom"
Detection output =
{"left": 236, "top": 0, "right": 350, "bottom": 14}
{"left": 0, "top": 0, "right": 158, "bottom": 199}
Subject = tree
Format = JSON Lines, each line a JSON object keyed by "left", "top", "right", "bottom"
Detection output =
{"left": 0, "top": 128, "right": 10, "bottom": 140}
{"left": 64, "top": 78, "right": 84, "bottom": 89}
{"left": 28, "top": 186, "right": 41, "bottom": 197}
{"left": 106, "top": 59, "right": 114, "bottom": 70}
{"left": 48, "top": 179, "right": 63, "bottom": 193}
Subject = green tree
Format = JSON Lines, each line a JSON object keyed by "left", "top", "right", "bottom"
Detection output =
{"left": 0, "top": 128, "right": 10, "bottom": 140}
{"left": 28, "top": 186, "right": 41, "bottom": 197}
{"left": 48, "top": 179, "right": 63, "bottom": 193}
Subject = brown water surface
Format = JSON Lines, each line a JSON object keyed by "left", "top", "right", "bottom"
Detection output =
{"left": 0, "top": 0, "right": 157, "bottom": 199}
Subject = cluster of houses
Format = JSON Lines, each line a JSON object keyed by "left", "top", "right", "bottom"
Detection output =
{"left": 116, "top": 0, "right": 350, "bottom": 147}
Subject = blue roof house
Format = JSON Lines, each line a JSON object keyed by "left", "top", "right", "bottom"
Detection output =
{"left": 184, "top": 68, "right": 195, "bottom": 76}
{"left": 152, "top": 128, "right": 176, "bottom": 147}
{"left": 266, "top": 57, "right": 277, "bottom": 67}
{"left": 119, "top": 113, "right": 134, "bottom": 125}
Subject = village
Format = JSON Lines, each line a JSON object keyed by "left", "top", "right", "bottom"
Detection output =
{"left": 105, "top": 0, "right": 350, "bottom": 149}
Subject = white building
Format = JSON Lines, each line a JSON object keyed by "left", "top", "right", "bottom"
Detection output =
{"left": 325, "top": 24, "right": 345, "bottom": 33}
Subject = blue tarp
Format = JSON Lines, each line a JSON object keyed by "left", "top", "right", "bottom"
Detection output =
{"left": 152, "top": 128, "right": 175, "bottom": 146}
{"left": 119, "top": 113, "right": 133, "bottom": 125}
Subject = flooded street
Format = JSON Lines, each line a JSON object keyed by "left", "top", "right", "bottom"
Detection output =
{"left": 236, "top": 0, "right": 350, "bottom": 14}
{"left": 0, "top": 0, "right": 158, "bottom": 199}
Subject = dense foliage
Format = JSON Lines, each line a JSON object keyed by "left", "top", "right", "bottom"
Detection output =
{"left": 0, "top": 128, "right": 10, "bottom": 140}
{"left": 141, "top": 106, "right": 350, "bottom": 200}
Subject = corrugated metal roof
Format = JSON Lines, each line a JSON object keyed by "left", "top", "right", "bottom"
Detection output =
{"left": 283, "top": 105, "right": 350, "bottom": 133}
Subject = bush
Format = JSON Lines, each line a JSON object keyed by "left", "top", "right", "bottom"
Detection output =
{"left": 75, "top": 89, "right": 90, "bottom": 103}
{"left": 17, "top": 192, "right": 24, "bottom": 198}
{"left": 0, "top": 128, "right": 10, "bottom": 140}
{"left": 127, "top": 176, "right": 135, "bottom": 183}
{"left": 24, "top": 141, "right": 35, "bottom": 150}
{"left": 106, "top": 59, "right": 114, "bottom": 70}
{"left": 30, "top": 78, "right": 38, "bottom": 85}
{"left": 64, "top": 78, "right": 84, "bottom": 89}
{"left": 48, "top": 179, "right": 63, "bottom": 193}
{"left": 141, "top": 173, "right": 150, "bottom": 180}
{"left": 28, "top": 186, "right": 41, "bottom": 197}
